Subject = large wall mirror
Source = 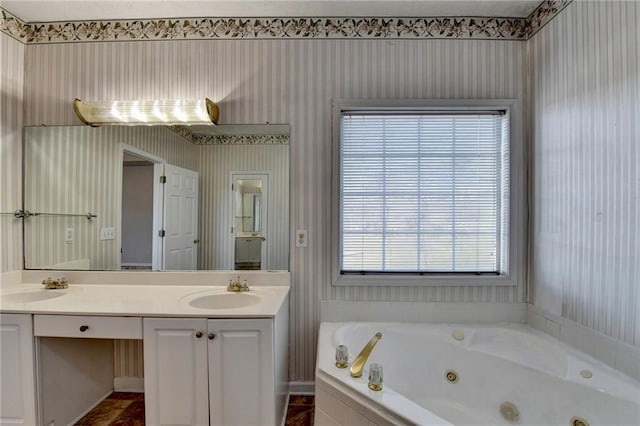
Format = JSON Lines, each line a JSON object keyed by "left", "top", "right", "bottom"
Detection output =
{"left": 23, "top": 124, "right": 289, "bottom": 271}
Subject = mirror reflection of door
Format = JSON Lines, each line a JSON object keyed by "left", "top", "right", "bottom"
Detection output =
{"left": 163, "top": 165, "right": 199, "bottom": 270}
{"left": 232, "top": 173, "right": 269, "bottom": 270}
{"left": 120, "top": 145, "right": 199, "bottom": 271}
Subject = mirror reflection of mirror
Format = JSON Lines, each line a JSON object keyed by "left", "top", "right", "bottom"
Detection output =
{"left": 236, "top": 178, "right": 264, "bottom": 233}
{"left": 23, "top": 124, "right": 289, "bottom": 272}
{"left": 233, "top": 175, "right": 269, "bottom": 271}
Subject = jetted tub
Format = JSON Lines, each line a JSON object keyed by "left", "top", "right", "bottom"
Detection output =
{"left": 315, "top": 323, "right": 640, "bottom": 425}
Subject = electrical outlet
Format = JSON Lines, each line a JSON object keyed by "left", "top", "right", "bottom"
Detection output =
{"left": 295, "top": 229, "right": 308, "bottom": 248}
{"left": 64, "top": 228, "right": 74, "bottom": 243}
{"left": 100, "top": 227, "right": 115, "bottom": 240}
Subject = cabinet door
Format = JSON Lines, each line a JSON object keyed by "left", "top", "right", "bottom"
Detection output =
{"left": 144, "top": 318, "right": 209, "bottom": 426}
{"left": 0, "top": 314, "right": 36, "bottom": 426}
{"left": 208, "top": 319, "right": 274, "bottom": 426}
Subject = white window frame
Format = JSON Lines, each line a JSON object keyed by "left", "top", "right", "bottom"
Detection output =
{"left": 331, "top": 99, "right": 523, "bottom": 287}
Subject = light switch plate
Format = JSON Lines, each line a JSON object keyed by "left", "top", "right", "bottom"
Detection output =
{"left": 295, "top": 229, "right": 308, "bottom": 248}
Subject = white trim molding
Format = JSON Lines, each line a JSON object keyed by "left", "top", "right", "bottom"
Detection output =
{"left": 331, "top": 99, "right": 524, "bottom": 289}
{"left": 288, "top": 381, "right": 315, "bottom": 395}
{"left": 113, "top": 376, "right": 145, "bottom": 393}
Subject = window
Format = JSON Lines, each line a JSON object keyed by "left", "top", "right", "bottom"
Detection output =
{"left": 337, "top": 104, "right": 510, "bottom": 280}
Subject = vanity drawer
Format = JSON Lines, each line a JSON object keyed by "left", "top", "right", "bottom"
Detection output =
{"left": 34, "top": 315, "right": 142, "bottom": 339}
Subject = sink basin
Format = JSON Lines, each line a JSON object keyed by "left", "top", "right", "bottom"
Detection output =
{"left": 189, "top": 293, "right": 261, "bottom": 309}
{"left": 1, "top": 290, "right": 66, "bottom": 303}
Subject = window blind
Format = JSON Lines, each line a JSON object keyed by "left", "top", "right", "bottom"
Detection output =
{"left": 340, "top": 112, "right": 508, "bottom": 274}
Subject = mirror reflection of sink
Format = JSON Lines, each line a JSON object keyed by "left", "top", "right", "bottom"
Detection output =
{"left": 1, "top": 290, "right": 67, "bottom": 303}
{"left": 188, "top": 293, "right": 261, "bottom": 309}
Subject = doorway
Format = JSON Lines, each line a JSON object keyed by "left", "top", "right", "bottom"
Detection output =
{"left": 120, "top": 145, "right": 165, "bottom": 270}
{"left": 121, "top": 152, "right": 154, "bottom": 270}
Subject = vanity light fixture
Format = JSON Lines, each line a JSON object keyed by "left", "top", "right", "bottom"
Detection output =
{"left": 73, "top": 98, "right": 219, "bottom": 126}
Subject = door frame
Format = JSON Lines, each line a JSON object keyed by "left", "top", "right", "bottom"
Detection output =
{"left": 120, "top": 144, "right": 165, "bottom": 271}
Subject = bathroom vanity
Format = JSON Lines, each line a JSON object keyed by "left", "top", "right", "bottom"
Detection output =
{"left": 0, "top": 271, "right": 290, "bottom": 426}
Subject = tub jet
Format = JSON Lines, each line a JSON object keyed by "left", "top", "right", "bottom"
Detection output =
{"left": 571, "top": 417, "right": 589, "bottom": 426}
{"left": 579, "top": 370, "right": 593, "bottom": 379}
{"left": 500, "top": 402, "right": 519, "bottom": 422}
{"left": 452, "top": 330, "right": 465, "bottom": 341}
{"left": 444, "top": 370, "right": 458, "bottom": 383}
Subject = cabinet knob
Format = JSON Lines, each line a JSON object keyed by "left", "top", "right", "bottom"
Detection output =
{"left": 79, "top": 325, "right": 89, "bottom": 332}
{"left": 194, "top": 239, "right": 200, "bottom": 244}
{"left": 208, "top": 332, "right": 216, "bottom": 340}
{"left": 195, "top": 330, "right": 203, "bottom": 339}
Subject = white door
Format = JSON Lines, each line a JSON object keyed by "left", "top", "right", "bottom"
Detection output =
{"left": 208, "top": 319, "right": 275, "bottom": 426}
{"left": 163, "top": 164, "right": 198, "bottom": 270}
{"left": 143, "top": 318, "right": 209, "bottom": 426}
{"left": 0, "top": 314, "right": 37, "bottom": 426}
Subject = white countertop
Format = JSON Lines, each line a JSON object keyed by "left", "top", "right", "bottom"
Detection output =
{"left": 0, "top": 272, "right": 289, "bottom": 318}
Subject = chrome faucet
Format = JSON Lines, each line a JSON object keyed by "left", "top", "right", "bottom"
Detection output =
{"left": 350, "top": 332, "right": 382, "bottom": 378}
{"left": 227, "top": 276, "right": 249, "bottom": 292}
{"left": 42, "top": 277, "right": 68, "bottom": 289}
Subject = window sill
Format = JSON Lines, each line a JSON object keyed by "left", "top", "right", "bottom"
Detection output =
{"left": 332, "top": 273, "right": 517, "bottom": 287}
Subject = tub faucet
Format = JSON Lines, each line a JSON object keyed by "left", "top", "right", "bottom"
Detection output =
{"left": 350, "top": 332, "right": 382, "bottom": 378}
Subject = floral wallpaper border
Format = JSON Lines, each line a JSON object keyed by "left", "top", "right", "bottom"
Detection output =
{"left": 1, "top": 1, "right": 572, "bottom": 44}
{"left": 172, "top": 126, "right": 290, "bottom": 145}
{"left": 527, "top": 0, "right": 573, "bottom": 37}
{"left": 1, "top": 8, "right": 29, "bottom": 42}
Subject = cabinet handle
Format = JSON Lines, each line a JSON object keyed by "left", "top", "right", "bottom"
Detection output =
{"left": 195, "top": 330, "right": 203, "bottom": 339}
{"left": 79, "top": 325, "right": 89, "bottom": 332}
{"left": 208, "top": 332, "right": 216, "bottom": 340}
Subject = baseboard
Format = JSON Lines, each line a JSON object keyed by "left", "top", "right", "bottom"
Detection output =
{"left": 289, "top": 381, "right": 315, "bottom": 395}
{"left": 67, "top": 390, "right": 112, "bottom": 425}
{"left": 114, "top": 376, "right": 145, "bottom": 393}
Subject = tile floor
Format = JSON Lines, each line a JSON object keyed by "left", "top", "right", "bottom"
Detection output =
{"left": 284, "top": 395, "right": 315, "bottom": 426}
{"left": 75, "top": 392, "right": 144, "bottom": 426}
{"left": 74, "top": 392, "right": 314, "bottom": 425}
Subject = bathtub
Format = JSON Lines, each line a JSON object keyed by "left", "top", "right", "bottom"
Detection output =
{"left": 315, "top": 323, "right": 640, "bottom": 426}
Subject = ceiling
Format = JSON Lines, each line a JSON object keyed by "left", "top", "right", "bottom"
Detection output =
{"left": 1, "top": 0, "right": 542, "bottom": 22}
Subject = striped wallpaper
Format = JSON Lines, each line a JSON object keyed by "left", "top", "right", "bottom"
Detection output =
{"left": 0, "top": 32, "right": 23, "bottom": 272}
{"left": 23, "top": 126, "right": 197, "bottom": 269}
{"left": 114, "top": 339, "right": 144, "bottom": 379}
{"left": 19, "top": 38, "right": 528, "bottom": 380}
{"left": 530, "top": 0, "right": 639, "bottom": 347}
